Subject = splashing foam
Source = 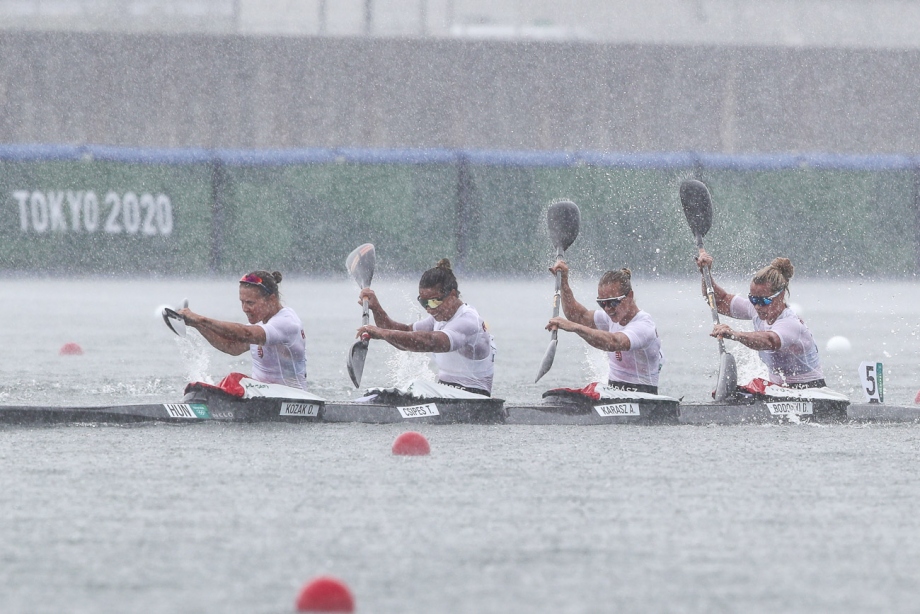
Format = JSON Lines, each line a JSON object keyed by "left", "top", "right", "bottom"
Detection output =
{"left": 582, "top": 346, "right": 608, "bottom": 383}
{"left": 176, "top": 334, "right": 214, "bottom": 384}
{"left": 378, "top": 291, "right": 438, "bottom": 387}
{"left": 731, "top": 329, "right": 769, "bottom": 384}
{"left": 385, "top": 347, "right": 435, "bottom": 388}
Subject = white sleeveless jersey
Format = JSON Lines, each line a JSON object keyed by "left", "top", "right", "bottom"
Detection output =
{"left": 593, "top": 309, "right": 663, "bottom": 386}
{"left": 251, "top": 307, "right": 308, "bottom": 390}
{"left": 729, "top": 296, "right": 823, "bottom": 384}
{"left": 412, "top": 303, "right": 495, "bottom": 392}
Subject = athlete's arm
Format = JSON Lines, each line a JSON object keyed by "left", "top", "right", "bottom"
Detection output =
{"left": 179, "top": 309, "right": 263, "bottom": 356}
{"left": 697, "top": 249, "right": 734, "bottom": 315}
{"left": 711, "top": 324, "right": 781, "bottom": 350}
{"left": 362, "top": 326, "right": 451, "bottom": 353}
{"left": 359, "top": 288, "right": 412, "bottom": 331}
{"left": 551, "top": 260, "right": 596, "bottom": 328}
{"left": 546, "top": 317, "right": 631, "bottom": 351}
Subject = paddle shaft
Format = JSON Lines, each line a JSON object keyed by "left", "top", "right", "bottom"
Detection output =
{"left": 550, "top": 246, "right": 565, "bottom": 340}
{"left": 696, "top": 236, "right": 727, "bottom": 355}
{"left": 361, "top": 298, "right": 370, "bottom": 339}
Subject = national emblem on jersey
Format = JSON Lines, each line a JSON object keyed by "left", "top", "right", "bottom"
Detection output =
{"left": 615, "top": 351, "right": 623, "bottom": 362}
{"left": 258, "top": 346, "right": 264, "bottom": 358}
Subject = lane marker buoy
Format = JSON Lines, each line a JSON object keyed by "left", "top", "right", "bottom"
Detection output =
{"left": 59, "top": 342, "right": 83, "bottom": 356}
{"left": 296, "top": 576, "right": 355, "bottom": 613}
{"left": 392, "top": 431, "right": 430, "bottom": 456}
{"left": 825, "top": 336, "right": 851, "bottom": 352}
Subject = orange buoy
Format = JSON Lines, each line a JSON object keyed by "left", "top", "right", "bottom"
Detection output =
{"left": 59, "top": 342, "right": 83, "bottom": 356}
{"left": 392, "top": 431, "right": 430, "bottom": 456}
{"left": 295, "top": 576, "right": 355, "bottom": 612}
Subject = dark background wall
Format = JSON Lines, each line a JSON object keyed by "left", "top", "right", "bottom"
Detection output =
{"left": 2, "top": 32, "right": 919, "bottom": 155}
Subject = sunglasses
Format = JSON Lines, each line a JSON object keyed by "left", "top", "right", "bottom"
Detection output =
{"left": 418, "top": 292, "right": 449, "bottom": 309}
{"left": 240, "top": 273, "right": 273, "bottom": 294}
{"left": 596, "top": 294, "right": 628, "bottom": 309}
{"left": 748, "top": 288, "right": 784, "bottom": 306}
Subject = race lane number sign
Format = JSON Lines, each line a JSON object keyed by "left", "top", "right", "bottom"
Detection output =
{"left": 594, "top": 402, "right": 641, "bottom": 417}
{"left": 397, "top": 403, "right": 440, "bottom": 419}
{"left": 163, "top": 403, "right": 211, "bottom": 419}
{"left": 859, "top": 361, "right": 884, "bottom": 403}
{"left": 280, "top": 402, "right": 321, "bottom": 417}
{"left": 766, "top": 401, "right": 814, "bottom": 416}
{"left": 11, "top": 190, "right": 173, "bottom": 236}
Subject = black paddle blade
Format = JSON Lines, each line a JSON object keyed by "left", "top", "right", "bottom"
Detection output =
{"left": 547, "top": 200, "right": 580, "bottom": 252}
{"left": 347, "top": 340, "right": 369, "bottom": 388}
{"left": 679, "top": 180, "right": 713, "bottom": 242}
{"left": 715, "top": 351, "right": 738, "bottom": 402}
{"left": 346, "top": 243, "right": 375, "bottom": 289}
{"left": 162, "top": 307, "right": 187, "bottom": 337}
{"left": 534, "top": 337, "right": 557, "bottom": 383}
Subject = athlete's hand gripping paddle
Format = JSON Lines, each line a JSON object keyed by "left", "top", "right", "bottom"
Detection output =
{"left": 680, "top": 179, "right": 738, "bottom": 402}
{"left": 346, "top": 243, "right": 376, "bottom": 388}
{"left": 162, "top": 299, "right": 189, "bottom": 337}
{"left": 535, "top": 200, "right": 581, "bottom": 383}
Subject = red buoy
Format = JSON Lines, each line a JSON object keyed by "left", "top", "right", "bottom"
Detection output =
{"left": 295, "top": 576, "right": 355, "bottom": 612}
{"left": 914, "top": 390, "right": 920, "bottom": 404}
{"left": 59, "top": 342, "right": 83, "bottom": 356}
{"left": 392, "top": 431, "right": 430, "bottom": 456}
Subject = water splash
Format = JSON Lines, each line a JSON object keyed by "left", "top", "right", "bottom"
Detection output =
{"left": 385, "top": 347, "right": 435, "bottom": 388}
{"left": 176, "top": 334, "right": 213, "bottom": 384}
{"left": 729, "top": 325, "right": 769, "bottom": 384}
{"left": 582, "top": 346, "right": 607, "bottom": 383}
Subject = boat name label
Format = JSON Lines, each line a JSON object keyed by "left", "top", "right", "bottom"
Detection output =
{"left": 766, "top": 401, "right": 813, "bottom": 415}
{"left": 280, "top": 402, "right": 321, "bottom": 417}
{"left": 594, "top": 402, "right": 641, "bottom": 417}
{"left": 397, "top": 403, "right": 440, "bottom": 418}
{"left": 163, "top": 403, "right": 211, "bottom": 419}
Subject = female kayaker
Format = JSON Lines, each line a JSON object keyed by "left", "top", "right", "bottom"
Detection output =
{"left": 696, "top": 250, "right": 824, "bottom": 388}
{"left": 357, "top": 258, "right": 496, "bottom": 396}
{"left": 178, "top": 270, "right": 307, "bottom": 390}
{"left": 545, "top": 262, "right": 663, "bottom": 394}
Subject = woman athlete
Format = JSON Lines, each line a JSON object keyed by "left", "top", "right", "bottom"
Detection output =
{"left": 545, "top": 261, "right": 663, "bottom": 394}
{"left": 357, "top": 259, "right": 496, "bottom": 396}
{"left": 696, "top": 250, "right": 824, "bottom": 388}
{"left": 178, "top": 270, "right": 308, "bottom": 390}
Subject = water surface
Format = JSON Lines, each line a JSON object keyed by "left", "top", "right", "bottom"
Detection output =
{"left": 2, "top": 277, "right": 919, "bottom": 613}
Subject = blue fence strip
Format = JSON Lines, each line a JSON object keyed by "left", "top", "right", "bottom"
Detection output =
{"left": 2, "top": 144, "right": 918, "bottom": 170}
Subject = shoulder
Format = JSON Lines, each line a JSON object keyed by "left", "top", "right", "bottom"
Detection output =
{"left": 413, "top": 314, "right": 436, "bottom": 331}
{"left": 266, "top": 307, "right": 302, "bottom": 329}
{"left": 444, "top": 304, "right": 482, "bottom": 331}
{"left": 629, "top": 310, "right": 656, "bottom": 326}
{"left": 454, "top": 303, "right": 482, "bottom": 321}
{"left": 772, "top": 308, "right": 807, "bottom": 329}
{"left": 622, "top": 311, "right": 657, "bottom": 335}
{"left": 593, "top": 309, "right": 610, "bottom": 328}
{"left": 730, "top": 295, "right": 756, "bottom": 318}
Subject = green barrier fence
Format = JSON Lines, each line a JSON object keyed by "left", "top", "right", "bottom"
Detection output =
{"left": 2, "top": 147, "right": 918, "bottom": 278}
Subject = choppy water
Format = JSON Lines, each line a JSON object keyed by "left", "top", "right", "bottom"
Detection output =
{"left": 2, "top": 276, "right": 920, "bottom": 613}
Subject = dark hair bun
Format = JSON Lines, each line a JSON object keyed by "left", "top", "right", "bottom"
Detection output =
{"left": 271, "top": 271, "right": 283, "bottom": 284}
{"left": 436, "top": 258, "right": 452, "bottom": 273}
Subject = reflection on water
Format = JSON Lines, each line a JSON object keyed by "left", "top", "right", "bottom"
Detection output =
{"left": 2, "top": 276, "right": 919, "bottom": 405}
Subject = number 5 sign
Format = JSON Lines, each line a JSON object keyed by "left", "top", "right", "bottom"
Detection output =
{"left": 859, "top": 362, "right": 884, "bottom": 403}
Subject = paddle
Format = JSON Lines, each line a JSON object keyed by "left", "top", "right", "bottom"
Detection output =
{"left": 535, "top": 200, "right": 581, "bottom": 383}
{"left": 345, "top": 243, "right": 376, "bottom": 388}
{"left": 679, "top": 179, "right": 738, "bottom": 402}
{"left": 162, "top": 299, "right": 189, "bottom": 337}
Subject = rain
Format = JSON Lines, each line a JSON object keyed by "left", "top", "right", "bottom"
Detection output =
{"left": 2, "top": 2, "right": 920, "bottom": 613}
